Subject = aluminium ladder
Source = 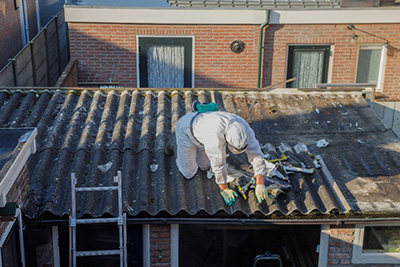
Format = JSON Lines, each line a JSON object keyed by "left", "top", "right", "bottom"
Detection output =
{"left": 69, "top": 171, "right": 127, "bottom": 267}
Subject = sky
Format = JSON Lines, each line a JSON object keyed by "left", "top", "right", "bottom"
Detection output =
{"left": 69, "top": 0, "right": 171, "bottom": 7}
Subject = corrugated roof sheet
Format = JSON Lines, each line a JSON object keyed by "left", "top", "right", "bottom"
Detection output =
{"left": 0, "top": 88, "right": 399, "bottom": 220}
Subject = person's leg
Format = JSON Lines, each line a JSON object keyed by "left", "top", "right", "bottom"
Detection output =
{"left": 176, "top": 126, "right": 199, "bottom": 179}
{"left": 176, "top": 143, "right": 198, "bottom": 179}
{"left": 196, "top": 148, "right": 211, "bottom": 172}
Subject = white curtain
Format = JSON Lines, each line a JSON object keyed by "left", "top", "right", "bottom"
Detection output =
{"left": 147, "top": 46, "right": 185, "bottom": 88}
{"left": 356, "top": 49, "right": 381, "bottom": 84}
{"left": 292, "top": 50, "right": 325, "bottom": 88}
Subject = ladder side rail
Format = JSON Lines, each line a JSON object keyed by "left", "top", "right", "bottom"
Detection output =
{"left": 71, "top": 173, "right": 77, "bottom": 267}
{"left": 117, "top": 171, "right": 124, "bottom": 267}
{"left": 123, "top": 213, "right": 128, "bottom": 267}
{"left": 69, "top": 217, "right": 72, "bottom": 267}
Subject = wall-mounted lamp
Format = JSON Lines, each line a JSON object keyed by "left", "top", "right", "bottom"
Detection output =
{"left": 346, "top": 24, "right": 390, "bottom": 46}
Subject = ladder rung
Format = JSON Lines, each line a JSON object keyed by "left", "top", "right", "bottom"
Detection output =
{"left": 75, "top": 186, "right": 118, "bottom": 192}
{"left": 76, "top": 218, "right": 118, "bottom": 224}
{"left": 76, "top": 249, "right": 120, "bottom": 257}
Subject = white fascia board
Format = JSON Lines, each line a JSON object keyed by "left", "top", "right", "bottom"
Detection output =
{"left": 65, "top": 6, "right": 267, "bottom": 24}
{"left": 64, "top": 6, "right": 400, "bottom": 25}
{"left": 270, "top": 9, "right": 400, "bottom": 24}
{"left": 0, "top": 129, "right": 37, "bottom": 207}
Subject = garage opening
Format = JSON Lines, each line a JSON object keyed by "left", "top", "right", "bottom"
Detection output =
{"left": 180, "top": 224, "right": 320, "bottom": 267}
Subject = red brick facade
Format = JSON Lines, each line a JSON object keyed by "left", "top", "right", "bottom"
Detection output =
{"left": 0, "top": 0, "right": 38, "bottom": 70}
{"left": 150, "top": 224, "right": 171, "bottom": 266}
{"left": 328, "top": 225, "right": 355, "bottom": 266}
{"left": 263, "top": 24, "right": 400, "bottom": 98}
{"left": 68, "top": 22, "right": 400, "bottom": 97}
{"left": 0, "top": 0, "right": 23, "bottom": 69}
{"left": 6, "top": 164, "right": 30, "bottom": 206}
{"left": 68, "top": 23, "right": 260, "bottom": 88}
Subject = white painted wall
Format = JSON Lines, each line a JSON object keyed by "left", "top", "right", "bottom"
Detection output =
{"left": 370, "top": 101, "right": 400, "bottom": 138}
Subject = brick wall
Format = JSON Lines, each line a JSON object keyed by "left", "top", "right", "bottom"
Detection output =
{"left": 68, "top": 23, "right": 260, "bottom": 88}
{"left": 6, "top": 164, "right": 30, "bottom": 206}
{"left": 35, "top": 239, "right": 54, "bottom": 267}
{"left": 0, "top": 0, "right": 38, "bottom": 70}
{"left": 263, "top": 24, "right": 400, "bottom": 98}
{"left": 328, "top": 225, "right": 354, "bottom": 266}
{"left": 69, "top": 22, "right": 400, "bottom": 97}
{"left": 0, "top": 0, "right": 23, "bottom": 69}
{"left": 150, "top": 224, "right": 171, "bottom": 266}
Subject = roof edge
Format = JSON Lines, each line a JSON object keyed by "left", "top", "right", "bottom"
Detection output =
{"left": 64, "top": 6, "right": 400, "bottom": 24}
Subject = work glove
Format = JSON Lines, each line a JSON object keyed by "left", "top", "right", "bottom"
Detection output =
{"left": 220, "top": 188, "right": 238, "bottom": 206}
{"left": 255, "top": 184, "right": 268, "bottom": 203}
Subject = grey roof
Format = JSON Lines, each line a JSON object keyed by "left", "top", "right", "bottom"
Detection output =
{"left": 0, "top": 88, "right": 399, "bottom": 220}
{"left": 67, "top": 0, "right": 171, "bottom": 7}
{"left": 0, "top": 128, "right": 35, "bottom": 182}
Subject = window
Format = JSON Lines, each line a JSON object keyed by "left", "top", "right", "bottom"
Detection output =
{"left": 138, "top": 37, "right": 193, "bottom": 88}
{"left": 1, "top": 222, "right": 22, "bottom": 267}
{"left": 356, "top": 45, "right": 386, "bottom": 90}
{"left": 353, "top": 224, "right": 400, "bottom": 264}
{"left": 286, "top": 45, "right": 330, "bottom": 88}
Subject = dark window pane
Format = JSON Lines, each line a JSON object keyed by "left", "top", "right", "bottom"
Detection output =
{"left": 2, "top": 223, "right": 22, "bottom": 267}
{"left": 363, "top": 226, "right": 400, "bottom": 253}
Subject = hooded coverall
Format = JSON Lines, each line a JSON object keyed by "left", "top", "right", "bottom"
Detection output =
{"left": 175, "top": 111, "right": 273, "bottom": 185}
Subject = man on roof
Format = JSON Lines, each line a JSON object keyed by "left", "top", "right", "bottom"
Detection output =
{"left": 175, "top": 101, "right": 275, "bottom": 206}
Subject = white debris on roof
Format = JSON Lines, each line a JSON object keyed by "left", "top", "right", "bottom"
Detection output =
{"left": 98, "top": 161, "right": 112, "bottom": 173}
{"left": 150, "top": 164, "right": 158, "bottom": 172}
{"left": 316, "top": 139, "right": 329, "bottom": 148}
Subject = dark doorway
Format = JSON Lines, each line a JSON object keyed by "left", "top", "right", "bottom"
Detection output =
{"left": 58, "top": 224, "right": 143, "bottom": 267}
{"left": 180, "top": 224, "right": 320, "bottom": 267}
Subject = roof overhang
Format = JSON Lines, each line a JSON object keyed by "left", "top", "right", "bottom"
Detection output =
{"left": 0, "top": 128, "right": 37, "bottom": 207}
{"left": 64, "top": 6, "right": 400, "bottom": 24}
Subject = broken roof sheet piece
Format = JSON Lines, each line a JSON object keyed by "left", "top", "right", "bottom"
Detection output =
{"left": 0, "top": 88, "right": 399, "bottom": 220}
{"left": 168, "top": 0, "right": 341, "bottom": 9}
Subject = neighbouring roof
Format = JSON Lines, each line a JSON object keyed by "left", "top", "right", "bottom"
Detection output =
{"left": 0, "top": 88, "right": 399, "bottom": 220}
{"left": 168, "top": 0, "right": 341, "bottom": 9}
{"left": 167, "top": 0, "right": 400, "bottom": 8}
{"left": 67, "top": 0, "right": 170, "bottom": 7}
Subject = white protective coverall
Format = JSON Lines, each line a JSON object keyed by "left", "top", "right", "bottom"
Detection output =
{"left": 175, "top": 111, "right": 274, "bottom": 185}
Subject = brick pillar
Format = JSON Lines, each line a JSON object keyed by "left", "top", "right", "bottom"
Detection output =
{"left": 327, "top": 225, "right": 354, "bottom": 266}
{"left": 150, "top": 224, "right": 171, "bottom": 266}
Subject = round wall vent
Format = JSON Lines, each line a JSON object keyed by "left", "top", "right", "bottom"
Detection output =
{"left": 230, "top": 40, "right": 245, "bottom": 53}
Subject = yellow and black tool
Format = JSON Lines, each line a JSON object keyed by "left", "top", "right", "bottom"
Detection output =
{"left": 267, "top": 154, "right": 287, "bottom": 163}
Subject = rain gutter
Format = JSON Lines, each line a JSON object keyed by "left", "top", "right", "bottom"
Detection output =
{"left": 37, "top": 217, "right": 400, "bottom": 226}
{"left": 257, "top": 10, "right": 270, "bottom": 89}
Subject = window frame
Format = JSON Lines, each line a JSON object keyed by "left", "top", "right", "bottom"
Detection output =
{"left": 355, "top": 44, "right": 387, "bottom": 91}
{"left": 352, "top": 224, "right": 400, "bottom": 264}
{"left": 137, "top": 36, "right": 194, "bottom": 88}
{"left": 286, "top": 45, "right": 331, "bottom": 88}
